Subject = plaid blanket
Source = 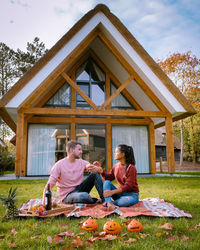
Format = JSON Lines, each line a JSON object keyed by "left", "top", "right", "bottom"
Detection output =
{"left": 19, "top": 197, "right": 192, "bottom": 218}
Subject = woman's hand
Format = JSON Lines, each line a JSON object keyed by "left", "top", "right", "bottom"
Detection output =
{"left": 85, "top": 163, "right": 103, "bottom": 174}
{"left": 103, "top": 190, "right": 115, "bottom": 197}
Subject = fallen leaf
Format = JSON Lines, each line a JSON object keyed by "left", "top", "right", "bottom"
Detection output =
{"left": 47, "top": 236, "right": 53, "bottom": 244}
{"left": 100, "top": 234, "right": 118, "bottom": 241}
{"left": 76, "top": 232, "right": 85, "bottom": 236}
{"left": 124, "top": 238, "right": 137, "bottom": 244}
{"left": 8, "top": 242, "right": 17, "bottom": 248}
{"left": 60, "top": 223, "right": 69, "bottom": 229}
{"left": 121, "top": 219, "right": 132, "bottom": 226}
{"left": 158, "top": 222, "right": 173, "bottom": 230}
{"left": 89, "top": 236, "right": 99, "bottom": 242}
{"left": 181, "top": 235, "right": 190, "bottom": 242}
{"left": 71, "top": 237, "right": 83, "bottom": 248}
{"left": 93, "top": 231, "right": 106, "bottom": 237}
{"left": 189, "top": 222, "right": 200, "bottom": 230}
{"left": 155, "top": 232, "right": 162, "bottom": 237}
{"left": 58, "top": 231, "right": 75, "bottom": 237}
{"left": 10, "top": 228, "right": 17, "bottom": 236}
{"left": 85, "top": 239, "right": 94, "bottom": 246}
{"left": 54, "top": 235, "right": 66, "bottom": 244}
{"left": 166, "top": 235, "right": 179, "bottom": 241}
{"left": 26, "top": 222, "right": 34, "bottom": 229}
{"left": 31, "top": 235, "right": 40, "bottom": 239}
{"left": 139, "top": 233, "right": 150, "bottom": 239}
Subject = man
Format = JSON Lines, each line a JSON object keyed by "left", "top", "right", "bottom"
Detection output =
{"left": 42, "top": 140, "right": 104, "bottom": 205}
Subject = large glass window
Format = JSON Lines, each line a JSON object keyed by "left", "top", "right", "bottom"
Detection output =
{"left": 76, "top": 124, "right": 106, "bottom": 170}
{"left": 76, "top": 58, "right": 106, "bottom": 108}
{"left": 27, "top": 124, "right": 70, "bottom": 176}
{"left": 112, "top": 125, "right": 149, "bottom": 173}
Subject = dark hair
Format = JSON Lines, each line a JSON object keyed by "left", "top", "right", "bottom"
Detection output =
{"left": 66, "top": 140, "right": 82, "bottom": 153}
{"left": 117, "top": 144, "right": 136, "bottom": 170}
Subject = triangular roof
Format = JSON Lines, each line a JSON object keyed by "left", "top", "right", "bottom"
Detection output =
{"left": 0, "top": 4, "right": 196, "bottom": 130}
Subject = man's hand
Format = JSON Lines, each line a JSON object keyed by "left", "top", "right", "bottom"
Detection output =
{"left": 86, "top": 163, "right": 103, "bottom": 174}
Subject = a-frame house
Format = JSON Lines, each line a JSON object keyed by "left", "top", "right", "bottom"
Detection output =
{"left": 0, "top": 4, "right": 196, "bottom": 176}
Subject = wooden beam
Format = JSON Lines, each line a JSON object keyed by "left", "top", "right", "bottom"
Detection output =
{"left": 98, "top": 32, "right": 169, "bottom": 113}
{"left": 61, "top": 72, "right": 98, "bottom": 110}
{"left": 20, "top": 28, "right": 99, "bottom": 108}
{"left": 165, "top": 115, "right": 175, "bottom": 173}
{"left": 149, "top": 122, "right": 156, "bottom": 174}
{"left": 21, "top": 107, "right": 168, "bottom": 117}
{"left": 100, "top": 75, "right": 134, "bottom": 110}
{"left": 106, "top": 123, "right": 112, "bottom": 172}
{"left": 28, "top": 116, "right": 150, "bottom": 125}
{"left": 0, "top": 107, "right": 16, "bottom": 133}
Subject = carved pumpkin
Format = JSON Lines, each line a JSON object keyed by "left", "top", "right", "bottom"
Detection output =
{"left": 127, "top": 219, "right": 143, "bottom": 232}
{"left": 103, "top": 220, "right": 121, "bottom": 235}
{"left": 81, "top": 218, "right": 98, "bottom": 231}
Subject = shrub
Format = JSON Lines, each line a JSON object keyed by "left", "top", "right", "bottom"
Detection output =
{"left": 0, "top": 148, "right": 15, "bottom": 174}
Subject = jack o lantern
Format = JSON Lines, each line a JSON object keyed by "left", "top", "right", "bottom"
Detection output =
{"left": 81, "top": 218, "right": 98, "bottom": 231}
{"left": 103, "top": 220, "right": 121, "bottom": 235}
{"left": 127, "top": 219, "right": 143, "bottom": 232}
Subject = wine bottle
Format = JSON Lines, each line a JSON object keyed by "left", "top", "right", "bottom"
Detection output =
{"left": 45, "top": 183, "right": 52, "bottom": 210}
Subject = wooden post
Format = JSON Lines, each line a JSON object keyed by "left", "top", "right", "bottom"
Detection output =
{"left": 15, "top": 112, "right": 25, "bottom": 176}
{"left": 149, "top": 122, "right": 156, "bottom": 174}
{"left": 165, "top": 115, "right": 175, "bottom": 173}
{"left": 106, "top": 122, "right": 112, "bottom": 172}
{"left": 160, "top": 157, "right": 163, "bottom": 172}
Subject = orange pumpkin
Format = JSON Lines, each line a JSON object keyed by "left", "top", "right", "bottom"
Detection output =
{"left": 81, "top": 218, "right": 98, "bottom": 231}
{"left": 127, "top": 219, "right": 143, "bottom": 232}
{"left": 103, "top": 220, "right": 121, "bottom": 235}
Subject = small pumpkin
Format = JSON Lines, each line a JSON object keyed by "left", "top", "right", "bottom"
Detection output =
{"left": 103, "top": 220, "right": 121, "bottom": 235}
{"left": 81, "top": 218, "right": 98, "bottom": 231}
{"left": 127, "top": 219, "right": 143, "bottom": 232}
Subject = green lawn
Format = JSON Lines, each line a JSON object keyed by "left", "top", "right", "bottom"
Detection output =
{"left": 0, "top": 177, "right": 200, "bottom": 249}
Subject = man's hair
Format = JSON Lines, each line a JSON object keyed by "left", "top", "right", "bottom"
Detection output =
{"left": 66, "top": 140, "right": 82, "bottom": 153}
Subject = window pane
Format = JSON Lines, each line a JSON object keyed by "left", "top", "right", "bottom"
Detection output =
{"left": 91, "top": 83, "right": 105, "bottom": 106}
{"left": 112, "top": 125, "right": 149, "bottom": 173}
{"left": 76, "top": 124, "right": 106, "bottom": 170}
{"left": 44, "top": 82, "right": 70, "bottom": 108}
{"left": 27, "top": 124, "right": 70, "bottom": 176}
{"left": 111, "top": 82, "right": 135, "bottom": 109}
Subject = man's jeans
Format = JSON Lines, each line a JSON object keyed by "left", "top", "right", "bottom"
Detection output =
{"left": 62, "top": 173, "right": 104, "bottom": 204}
{"left": 103, "top": 180, "right": 139, "bottom": 207}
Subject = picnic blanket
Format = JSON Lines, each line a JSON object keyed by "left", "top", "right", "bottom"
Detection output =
{"left": 19, "top": 197, "right": 192, "bottom": 218}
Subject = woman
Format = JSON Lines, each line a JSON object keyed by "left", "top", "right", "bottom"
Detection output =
{"left": 93, "top": 144, "right": 139, "bottom": 210}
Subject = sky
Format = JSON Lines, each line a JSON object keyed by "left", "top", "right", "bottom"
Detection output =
{"left": 1, "top": 0, "right": 200, "bottom": 60}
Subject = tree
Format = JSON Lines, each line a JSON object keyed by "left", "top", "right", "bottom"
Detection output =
{"left": 157, "top": 52, "right": 200, "bottom": 164}
{"left": 0, "top": 37, "right": 48, "bottom": 140}
{"left": 0, "top": 43, "right": 18, "bottom": 98}
{"left": 15, "top": 37, "right": 48, "bottom": 76}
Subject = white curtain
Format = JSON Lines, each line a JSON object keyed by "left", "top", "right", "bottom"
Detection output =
{"left": 27, "top": 125, "right": 55, "bottom": 175}
{"left": 112, "top": 125, "right": 149, "bottom": 173}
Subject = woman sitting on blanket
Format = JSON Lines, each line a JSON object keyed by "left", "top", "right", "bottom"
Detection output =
{"left": 90, "top": 144, "right": 139, "bottom": 211}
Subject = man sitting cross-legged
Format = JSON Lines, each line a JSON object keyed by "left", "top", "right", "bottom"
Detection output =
{"left": 42, "top": 140, "right": 104, "bottom": 205}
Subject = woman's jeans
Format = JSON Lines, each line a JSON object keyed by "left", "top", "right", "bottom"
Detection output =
{"left": 103, "top": 180, "right": 139, "bottom": 207}
{"left": 62, "top": 173, "right": 104, "bottom": 204}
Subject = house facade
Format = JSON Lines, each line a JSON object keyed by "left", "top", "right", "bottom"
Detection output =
{"left": 0, "top": 4, "right": 196, "bottom": 176}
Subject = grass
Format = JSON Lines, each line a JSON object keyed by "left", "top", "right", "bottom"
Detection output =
{"left": 156, "top": 171, "right": 200, "bottom": 175}
{"left": 0, "top": 177, "right": 200, "bottom": 249}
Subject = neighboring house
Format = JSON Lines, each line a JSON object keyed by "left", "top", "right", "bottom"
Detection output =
{"left": 155, "top": 128, "right": 181, "bottom": 162}
{"left": 0, "top": 4, "right": 196, "bottom": 176}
